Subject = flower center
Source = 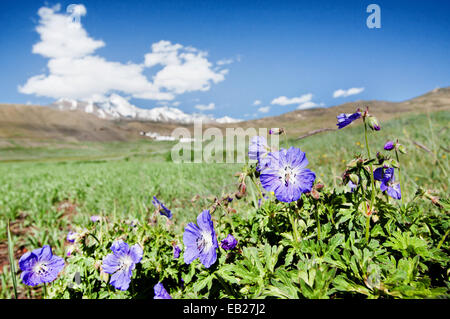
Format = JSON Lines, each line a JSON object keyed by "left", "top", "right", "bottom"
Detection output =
{"left": 197, "top": 231, "right": 213, "bottom": 253}
{"left": 279, "top": 165, "right": 298, "bottom": 186}
{"left": 33, "top": 262, "right": 49, "bottom": 276}
{"left": 119, "top": 255, "right": 133, "bottom": 270}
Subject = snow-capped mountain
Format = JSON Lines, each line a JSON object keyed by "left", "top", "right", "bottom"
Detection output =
{"left": 49, "top": 94, "right": 242, "bottom": 124}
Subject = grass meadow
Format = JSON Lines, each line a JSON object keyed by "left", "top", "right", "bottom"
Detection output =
{"left": 0, "top": 110, "right": 448, "bottom": 298}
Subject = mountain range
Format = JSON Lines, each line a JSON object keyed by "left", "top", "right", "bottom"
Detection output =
{"left": 49, "top": 94, "right": 242, "bottom": 124}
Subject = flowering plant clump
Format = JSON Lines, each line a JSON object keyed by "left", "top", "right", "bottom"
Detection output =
{"left": 9, "top": 108, "right": 449, "bottom": 300}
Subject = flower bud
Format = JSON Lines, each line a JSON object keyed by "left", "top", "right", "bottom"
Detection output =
{"left": 310, "top": 189, "right": 320, "bottom": 200}
{"left": 238, "top": 182, "right": 246, "bottom": 195}
{"left": 314, "top": 183, "right": 324, "bottom": 191}
{"left": 66, "top": 245, "right": 75, "bottom": 257}
{"left": 269, "top": 128, "right": 285, "bottom": 135}
{"left": 358, "top": 202, "right": 373, "bottom": 217}
{"left": 389, "top": 159, "right": 400, "bottom": 168}
{"left": 397, "top": 144, "right": 407, "bottom": 154}
{"left": 367, "top": 116, "right": 381, "bottom": 131}
{"left": 384, "top": 141, "right": 395, "bottom": 151}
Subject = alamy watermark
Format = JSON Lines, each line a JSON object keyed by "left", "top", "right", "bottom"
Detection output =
{"left": 147, "top": 121, "right": 283, "bottom": 164}
{"left": 366, "top": 4, "right": 381, "bottom": 29}
{"left": 67, "top": 4, "right": 85, "bottom": 28}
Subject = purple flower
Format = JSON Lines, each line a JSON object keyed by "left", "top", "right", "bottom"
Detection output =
{"left": 259, "top": 147, "right": 316, "bottom": 203}
{"left": 66, "top": 245, "right": 75, "bottom": 257}
{"left": 336, "top": 111, "right": 361, "bottom": 129}
{"left": 221, "top": 234, "right": 238, "bottom": 251}
{"left": 374, "top": 167, "right": 401, "bottom": 200}
{"left": 248, "top": 136, "right": 268, "bottom": 160}
{"left": 90, "top": 215, "right": 101, "bottom": 222}
{"left": 154, "top": 282, "right": 172, "bottom": 299}
{"left": 248, "top": 136, "right": 271, "bottom": 171}
{"left": 183, "top": 210, "right": 218, "bottom": 268}
{"left": 384, "top": 141, "right": 395, "bottom": 151}
{"left": 173, "top": 245, "right": 181, "bottom": 259}
{"left": 348, "top": 180, "right": 357, "bottom": 193}
{"left": 19, "top": 245, "right": 65, "bottom": 287}
{"left": 152, "top": 196, "right": 173, "bottom": 219}
{"left": 66, "top": 231, "right": 78, "bottom": 243}
{"left": 102, "top": 240, "right": 143, "bottom": 291}
{"left": 367, "top": 115, "right": 381, "bottom": 131}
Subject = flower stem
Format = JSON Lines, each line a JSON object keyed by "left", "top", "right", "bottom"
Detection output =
{"left": 437, "top": 229, "right": 449, "bottom": 250}
{"left": 394, "top": 149, "right": 405, "bottom": 207}
{"left": 6, "top": 220, "right": 18, "bottom": 299}
{"left": 363, "top": 119, "right": 376, "bottom": 242}
{"left": 283, "top": 132, "right": 288, "bottom": 149}
{"left": 316, "top": 206, "right": 321, "bottom": 241}
{"left": 365, "top": 212, "right": 370, "bottom": 242}
{"left": 43, "top": 283, "right": 47, "bottom": 299}
{"left": 250, "top": 174, "right": 264, "bottom": 200}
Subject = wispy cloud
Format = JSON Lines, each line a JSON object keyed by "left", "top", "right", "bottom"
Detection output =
{"left": 271, "top": 93, "right": 313, "bottom": 106}
{"left": 19, "top": 5, "right": 228, "bottom": 103}
{"left": 333, "top": 87, "right": 364, "bottom": 98}
{"left": 194, "top": 103, "right": 215, "bottom": 111}
{"left": 258, "top": 106, "right": 270, "bottom": 113}
{"left": 271, "top": 93, "right": 321, "bottom": 110}
{"left": 253, "top": 99, "right": 261, "bottom": 106}
{"left": 216, "top": 58, "right": 234, "bottom": 66}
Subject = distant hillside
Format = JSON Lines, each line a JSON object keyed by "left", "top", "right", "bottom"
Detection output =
{"left": 0, "top": 87, "right": 449, "bottom": 146}
{"left": 213, "top": 87, "right": 450, "bottom": 138}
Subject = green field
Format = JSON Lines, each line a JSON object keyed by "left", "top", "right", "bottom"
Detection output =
{"left": 0, "top": 110, "right": 448, "bottom": 298}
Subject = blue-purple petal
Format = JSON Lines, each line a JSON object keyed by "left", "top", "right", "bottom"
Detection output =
{"left": 109, "top": 267, "right": 132, "bottom": 291}
{"left": 154, "top": 282, "right": 172, "bottom": 299}
{"left": 129, "top": 244, "right": 143, "bottom": 264}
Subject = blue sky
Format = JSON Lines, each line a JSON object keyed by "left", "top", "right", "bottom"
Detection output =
{"left": 1, "top": 0, "right": 449, "bottom": 120}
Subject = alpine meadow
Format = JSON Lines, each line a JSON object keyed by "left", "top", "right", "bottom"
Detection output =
{"left": 0, "top": 1, "right": 449, "bottom": 301}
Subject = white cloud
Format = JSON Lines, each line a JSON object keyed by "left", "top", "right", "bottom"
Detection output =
{"left": 172, "top": 101, "right": 180, "bottom": 107}
{"left": 333, "top": 87, "right": 364, "bottom": 98}
{"left": 271, "top": 93, "right": 313, "bottom": 105}
{"left": 297, "top": 101, "right": 319, "bottom": 110}
{"left": 216, "top": 58, "right": 234, "bottom": 66}
{"left": 32, "top": 5, "right": 104, "bottom": 59}
{"left": 253, "top": 99, "right": 261, "bottom": 106}
{"left": 258, "top": 106, "right": 270, "bottom": 113}
{"left": 19, "top": 5, "right": 228, "bottom": 103}
{"left": 195, "top": 103, "right": 215, "bottom": 111}
{"left": 270, "top": 93, "right": 323, "bottom": 110}
{"left": 151, "top": 48, "right": 226, "bottom": 94}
